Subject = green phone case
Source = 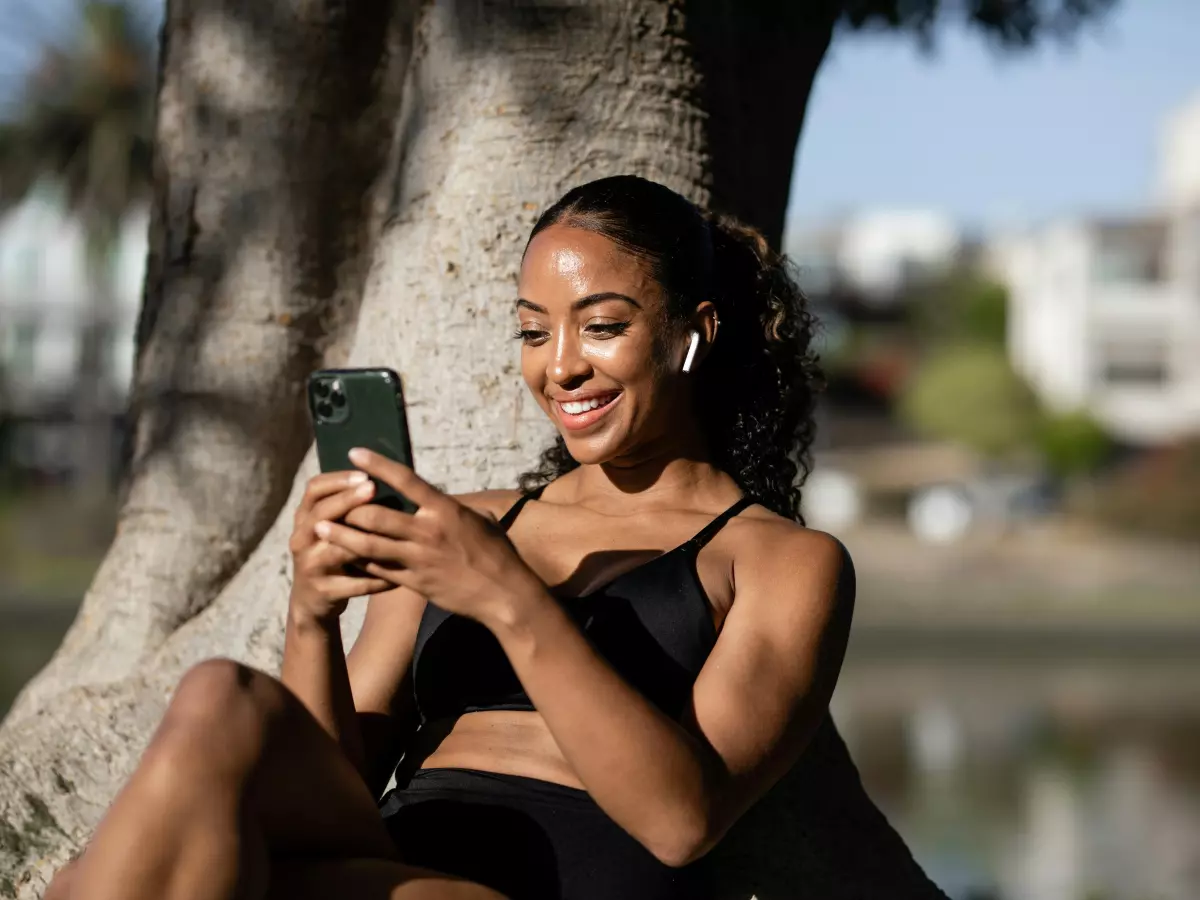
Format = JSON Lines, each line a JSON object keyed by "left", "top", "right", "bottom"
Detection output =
{"left": 308, "top": 367, "right": 416, "bottom": 513}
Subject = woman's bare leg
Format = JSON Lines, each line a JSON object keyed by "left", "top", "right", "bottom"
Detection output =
{"left": 266, "top": 859, "right": 508, "bottom": 900}
{"left": 44, "top": 858, "right": 80, "bottom": 900}
{"left": 55, "top": 658, "right": 501, "bottom": 900}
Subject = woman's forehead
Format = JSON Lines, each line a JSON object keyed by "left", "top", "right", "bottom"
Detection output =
{"left": 520, "top": 225, "right": 656, "bottom": 298}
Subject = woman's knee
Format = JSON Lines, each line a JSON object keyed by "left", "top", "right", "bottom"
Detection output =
{"left": 43, "top": 858, "right": 80, "bottom": 900}
{"left": 155, "top": 659, "right": 286, "bottom": 771}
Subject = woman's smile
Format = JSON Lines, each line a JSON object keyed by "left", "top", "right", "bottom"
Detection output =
{"left": 552, "top": 390, "right": 623, "bottom": 431}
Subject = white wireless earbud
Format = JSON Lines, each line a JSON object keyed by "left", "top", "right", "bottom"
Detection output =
{"left": 681, "top": 331, "right": 701, "bottom": 373}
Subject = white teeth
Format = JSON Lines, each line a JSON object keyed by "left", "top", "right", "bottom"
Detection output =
{"left": 561, "top": 396, "right": 610, "bottom": 415}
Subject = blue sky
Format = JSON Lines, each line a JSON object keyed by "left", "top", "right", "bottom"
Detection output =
{"left": 787, "top": 1, "right": 1200, "bottom": 229}
{"left": 3, "top": 1, "right": 1195, "bottom": 232}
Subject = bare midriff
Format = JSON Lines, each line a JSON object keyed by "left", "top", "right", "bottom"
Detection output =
{"left": 406, "top": 710, "right": 585, "bottom": 790}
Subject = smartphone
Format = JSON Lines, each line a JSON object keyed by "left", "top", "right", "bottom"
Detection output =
{"left": 308, "top": 367, "right": 417, "bottom": 513}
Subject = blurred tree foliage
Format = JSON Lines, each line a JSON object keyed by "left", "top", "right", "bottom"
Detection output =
{"left": 0, "top": 1, "right": 156, "bottom": 229}
{"left": 1035, "top": 409, "right": 1112, "bottom": 478}
{"left": 907, "top": 269, "right": 1010, "bottom": 350}
{"left": 839, "top": 0, "right": 1118, "bottom": 48}
{"left": 898, "top": 341, "right": 1040, "bottom": 458}
{"left": 0, "top": 0, "right": 158, "bottom": 488}
{"left": 899, "top": 270, "right": 1115, "bottom": 475}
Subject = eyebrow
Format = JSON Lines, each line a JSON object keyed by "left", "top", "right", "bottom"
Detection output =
{"left": 515, "top": 292, "right": 642, "bottom": 314}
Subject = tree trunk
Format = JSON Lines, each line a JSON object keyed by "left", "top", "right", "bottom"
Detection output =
{"left": 5, "top": 0, "right": 411, "bottom": 723}
{"left": 0, "top": 3, "right": 945, "bottom": 898}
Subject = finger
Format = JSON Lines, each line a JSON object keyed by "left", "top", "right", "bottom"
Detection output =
{"left": 300, "top": 470, "right": 370, "bottom": 513}
{"left": 316, "top": 574, "right": 393, "bottom": 599}
{"left": 352, "top": 561, "right": 410, "bottom": 588}
{"left": 348, "top": 448, "right": 443, "bottom": 510}
{"left": 342, "top": 503, "right": 420, "bottom": 540}
{"left": 315, "top": 520, "right": 416, "bottom": 566}
{"left": 298, "top": 540, "right": 357, "bottom": 574}
{"left": 361, "top": 563, "right": 425, "bottom": 596}
{"left": 309, "top": 480, "right": 376, "bottom": 526}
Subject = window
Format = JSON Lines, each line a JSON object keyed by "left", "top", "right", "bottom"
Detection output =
{"left": 1096, "top": 339, "right": 1169, "bottom": 387}
{"left": 17, "top": 246, "right": 40, "bottom": 290}
{"left": 1092, "top": 221, "right": 1168, "bottom": 286}
{"left": 12, "top": 321, "right": 38, "bottom": 374}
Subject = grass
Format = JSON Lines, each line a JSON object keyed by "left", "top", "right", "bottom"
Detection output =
{"left": 0, "top": 483, "right": 113, "bottom": 607}
{"left": 0, "top": 484, "right": 114, "bottom": 715}
{"left": 0, "top": 606, "right": 77, "bottom": 717}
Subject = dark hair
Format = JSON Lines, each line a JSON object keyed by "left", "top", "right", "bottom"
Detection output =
{"left": 517, "top": 175, "right": 822, "bottom": 523}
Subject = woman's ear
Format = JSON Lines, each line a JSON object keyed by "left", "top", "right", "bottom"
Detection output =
{"left": 682, "top": 302, "right": 719, "bottom": 371}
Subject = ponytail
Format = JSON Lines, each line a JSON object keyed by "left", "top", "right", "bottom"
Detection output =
{"left": 694, "top": 213, "right": 821, "bottom": 521}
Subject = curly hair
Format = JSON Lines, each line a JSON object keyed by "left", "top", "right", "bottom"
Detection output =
{"left": 516, "top": 175, "right": 823, "bottom": 523}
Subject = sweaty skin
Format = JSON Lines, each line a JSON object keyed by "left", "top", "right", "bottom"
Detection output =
{"left": 324, "top": 224, "right": 854, "bottom": 865}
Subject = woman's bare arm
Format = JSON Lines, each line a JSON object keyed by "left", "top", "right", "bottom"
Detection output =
{"left": 342, "top": 586, "right": 428, "bottom": 796}
{"left": 313, "top": 453, "right": 852, "bottom": 860}
{"left": 284, "top": 489, "right": 515, "bottom": 797}
{"left": 487, "top": 522, "right": 854, "bottom": 866}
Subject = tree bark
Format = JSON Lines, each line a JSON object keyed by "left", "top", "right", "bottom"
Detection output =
{"left": 0, "top": 3, "right": 945, "bottom": 898}
{"left": 6, "top": 0, "right": 411, "bottom": 723}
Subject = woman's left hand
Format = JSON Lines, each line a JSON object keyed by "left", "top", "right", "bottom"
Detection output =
{"left": 313, "top": 448, "right": 546, "bottom": 625}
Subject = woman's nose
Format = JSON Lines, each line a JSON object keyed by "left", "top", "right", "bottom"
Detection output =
{"left": 548, "top": 329, "right": 591, "bottom": 385}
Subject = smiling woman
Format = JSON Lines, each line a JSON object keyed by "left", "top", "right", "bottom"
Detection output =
{"left": 48, "top": 176, "right": 855, "bottom": 900}
{"left": 514, "top": 177, "right": 823, "bottom": 519}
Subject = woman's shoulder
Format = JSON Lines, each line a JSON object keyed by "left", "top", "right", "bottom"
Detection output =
{"left": 731, "top": 503, "right": 854, "bottom": 591}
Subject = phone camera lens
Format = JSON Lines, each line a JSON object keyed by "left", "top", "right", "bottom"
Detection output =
{"left": 331, "top": 391, "right": 346, "bottom": 407}
{"left": 315, "top": 381, "right": 331, "bottom": 398}
{"left": 317, "top": 401, "right": 334, "bottom": 418}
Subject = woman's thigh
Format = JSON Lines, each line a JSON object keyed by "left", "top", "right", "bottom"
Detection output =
{"left": 161, "top": 658, "right": 394, "bottom": 860}
{"left": 266, "top": 857, "right": 508, "bottom": 900}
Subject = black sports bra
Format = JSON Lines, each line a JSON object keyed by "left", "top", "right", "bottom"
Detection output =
{"left": 411, "top": 486, "right": 752, "bottom": 723}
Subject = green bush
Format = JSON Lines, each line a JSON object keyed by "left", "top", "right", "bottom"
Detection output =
{"left": 1035, "top": 410, "right": 1112, "bottom": 477}
{"left": 907, "top": 271, "right": 1010, "bottom": 349}
{"left": 898, "top": 341, "right": 1040, "bottom": 458}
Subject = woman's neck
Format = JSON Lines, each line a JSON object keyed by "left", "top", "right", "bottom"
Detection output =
{"left": 562, "top": 443, "right": 739, "bottom": 514}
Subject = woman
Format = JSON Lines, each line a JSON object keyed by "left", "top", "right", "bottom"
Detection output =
{"left": 51, "top": 175, "right": 854, "bottom": 900}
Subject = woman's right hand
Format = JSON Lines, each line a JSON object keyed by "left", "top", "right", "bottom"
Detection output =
{"left": 288, "top": 471, "right": 392, "bottom": 626}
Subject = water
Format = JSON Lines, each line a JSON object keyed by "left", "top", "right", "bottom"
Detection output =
{"left": 3, "top": 610, "right": 1198, "bottom": 899}
{"left": 835, "top": 626, "right": 1200, "bottom": 900}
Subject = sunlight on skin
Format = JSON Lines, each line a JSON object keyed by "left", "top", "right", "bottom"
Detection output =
{"left": 516, "top": 224, "right": 719, "bottom": 477}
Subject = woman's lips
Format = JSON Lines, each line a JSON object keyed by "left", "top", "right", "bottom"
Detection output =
{"left": 554, "top": 392, "right": 622, "bottom": 431}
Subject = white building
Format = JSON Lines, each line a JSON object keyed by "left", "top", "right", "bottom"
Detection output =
{"left": 786, "top": 209, "right": 962, "bottom": 301}
{"left": 1157, "top": 90, "right": 1200, "bottom": 212}
{"left": 989, "top": 97, "right": 1200, "bottom": 446}
{"left": 0, "top": 184, "right": 147, "bottom": 474}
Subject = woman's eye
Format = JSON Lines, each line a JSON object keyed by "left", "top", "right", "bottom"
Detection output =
{"left": 585, "top": 322, "right": 630, "bottom": 339}
{"left": 513, "top": 327, "right": 549, "bottom": 345}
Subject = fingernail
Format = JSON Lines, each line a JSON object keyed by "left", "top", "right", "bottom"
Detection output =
{"left": 347, "top": 471, "right": 368, "bottom": 484}
{"left": 356, "top": 481, "right": 374, "bottom": 496}
{"left": 349, "top": 447, "right": 369, "bottom": 464}
{"left": 314, "top": 521, "right": 331, "bottom": 538}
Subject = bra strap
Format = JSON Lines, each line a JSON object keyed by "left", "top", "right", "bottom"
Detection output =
{"left": 498, "top": 484, "right": 547, "bottom": 532}
{"left": 686, "top": 496, "right": 754, "bottom": 550}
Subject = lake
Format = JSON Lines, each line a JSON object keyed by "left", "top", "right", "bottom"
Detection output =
{"left": 837, "top": 623, "right": 1200, "bottom": 900}
{"left": 3, "top": 608, "right": 1198, "bottom": 900}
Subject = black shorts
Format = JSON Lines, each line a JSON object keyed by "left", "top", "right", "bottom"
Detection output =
{"left": 378, "top": 767, "right": 705, "bottom": 900}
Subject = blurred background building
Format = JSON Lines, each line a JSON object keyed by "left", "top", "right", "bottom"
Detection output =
{"left": 990, "top": 92, "right": 1200, "bottom": 447}
{"left": 782, "top": 67, "right": 1200, "bottom": 900}
{"left": 0, "top": 184, "right": 146, "bottom": 480}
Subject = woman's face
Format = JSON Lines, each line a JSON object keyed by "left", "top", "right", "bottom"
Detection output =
{"left": 515, "top": 223, "right": 692, "bottom": 466}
